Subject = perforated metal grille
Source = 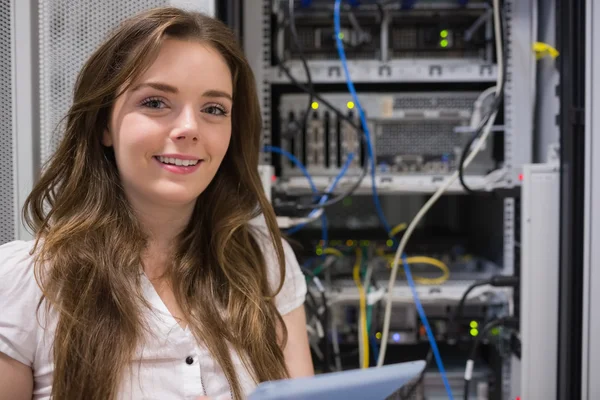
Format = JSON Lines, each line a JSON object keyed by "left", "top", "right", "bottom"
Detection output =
{"left": 375, "top": 121, "right": 463, "bottom": 156}
{"left": 38, "top": 0, "right": 167, "bottom": 165}
{"left": 393, "top": 95, "right": 478, "bottom": 110}
{"left": 0, "top": 0, "right": 13, "bottom": 244}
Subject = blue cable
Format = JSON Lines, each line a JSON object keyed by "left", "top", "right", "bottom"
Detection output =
{"left": 262, "top": 146, "right": 324, "bottom": 241}
{"left": 403, "top": 254, "right": 454, "bottom": 399}
{"left": 263, "top": 146, "right": 351, "bottom": 247}
{"left": 332, "top": 1, "right": 391, "bottom": 235}
{"left": 333, "top": 3, "right": 454, "bottom": 399}
{"left": 369, "top": 335, "right": 380, "bottom": 364}
{"left": 286, "top": 153, "right": 355, "bottom": 235}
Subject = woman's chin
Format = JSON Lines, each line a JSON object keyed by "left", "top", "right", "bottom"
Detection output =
{"left": 152, "top": 188, "right": 203, "bottom": 207}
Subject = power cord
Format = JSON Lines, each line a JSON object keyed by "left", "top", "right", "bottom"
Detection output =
{"left": 458, "top": 0, "right": 506, "bottom": 194}
{"left": 405, "top": 275, "right": 521, "bottom": 400}
{"left": 463, "top": 317, "right": 519, "bottom": 400}
{"left": 448, "top": 275, "right": 519, "bottom": 344}
{"left": 301, "top": 266, "right": 331, "bottom": 372}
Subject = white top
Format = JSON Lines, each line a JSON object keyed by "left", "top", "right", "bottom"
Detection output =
{"left": 0, "top": 228, "right": 307, "bottom": 400}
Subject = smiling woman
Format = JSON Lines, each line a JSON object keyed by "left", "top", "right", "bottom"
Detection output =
{"left": 0, "top": 7, "right": 312, "bottom": 400}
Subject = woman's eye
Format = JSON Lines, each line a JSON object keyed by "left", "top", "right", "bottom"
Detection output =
{"left": 204, "top": 105, "right": 228, "bottom": 116}
{"left": 140, "top": 97, "right": 166, "bottom": 109}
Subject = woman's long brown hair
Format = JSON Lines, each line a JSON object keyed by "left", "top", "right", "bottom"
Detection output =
{"left": 23, "top": 7, "right": 288, "bottom": 400}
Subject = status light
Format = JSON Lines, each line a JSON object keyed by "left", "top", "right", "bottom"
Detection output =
{"left": 376, "top": 332, "right": 382, "bottom": 340}
{"left": 440, "top": 39, "right": 449, "bottom": 48}
{"left": 347, "top": 101, "right": 355, "bottom": 109}
{"left": 316, "top": 248, "right": 323, "bottom": 256}
{"left": 346, "top": 240, "right": 354, "bottom": 247}
{"left": 440, "top": 30, "right": 449, "bottom": 38}
{"left": 386, "top": 239, "right": 394, "bottom": 247}
{"left": 470, "top": 328, "right": 479, "bottom": 336}
{"left": 338, "top": 32, "right": 345, "bottom": 40}
{"left": 470, "top": 321, "right": 478, "bottom": 329}
{"left": 311, "top": 101, "right": 319, "bottom": 110}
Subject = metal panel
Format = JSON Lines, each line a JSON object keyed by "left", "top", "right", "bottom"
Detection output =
{"left": 503, "top": 0, "right": 537, "bottom": 186}
{"left": 13, "top": 0, "right": 37, "bottom": 242}
{"left": 243, "top": 0, "right": 271, "bottom": 165}
{"left": 502, "top": 197, "right": 515, "bottom": 277}
{"left": 268, "top": 59, "right": 498, "bottom": 84}
{"left": 533, "top": 0, "right": 559, "bottom": 163}
{"left": 169, "top": 0, "right": 215, "bottom": 15}
{"left": 520, "top": 163, "right": 560, "bottom": 399}
{"left": 278, "top": 91, "right": 495, "bottom": 179}
{"left": 583, "top": 0, "right": 600, "bottom": 397}
{"left": 1, "top": 0, "right": 14, "bottom": 244}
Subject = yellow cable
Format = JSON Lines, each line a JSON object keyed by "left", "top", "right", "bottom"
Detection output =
{"left": 382, "top": 254, "right": 450, "bottom": 285}
{"left": 323, "top": 247, "right": 344, "bottom": 258}
{"left": 389, "top": 223, "right": 407, "bottom": 237}
{"left": 352, "top": 247, "right": 369, "bottom": 369}
{"left": 533, "top": 41, "right": 559, "bottom": 60}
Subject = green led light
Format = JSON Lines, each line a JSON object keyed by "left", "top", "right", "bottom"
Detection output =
{"left": 316, "top": 248, "right": 323, "bottom": 256}
{"left": 440, "top": 39, "right": 449, "bottom": 48}
{"left": 470, "top": 328, "right": 479, "bottom": 337}
{"left": 470, "top": 321, "right": 478, "bottom": 329}
{"left": 491, "top": 327, "right": 500, "bottom": 336}
{"left": 440, "top": 30, "right": 449, "bottom": 38}
{"left": 338, "top": 32, "right": 345, "bottom": 40}
{"left": 386, "top": 239, "right": 394, "bottom": 247}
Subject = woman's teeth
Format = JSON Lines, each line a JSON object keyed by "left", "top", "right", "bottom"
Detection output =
{"left": 156, "top": 156, "right": 200, "bottom": 166}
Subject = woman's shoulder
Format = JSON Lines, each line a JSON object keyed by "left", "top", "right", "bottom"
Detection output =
{"left": 0, "top": 240, "right": 39, "bottom": 288}
{"left": 0, "top": 240, "right": 44, "bottom": 367}
{"left": 248, "top": 216, "right": 307, "bottom": 315}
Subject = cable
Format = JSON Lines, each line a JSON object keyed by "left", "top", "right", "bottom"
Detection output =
{"left": 331, "top": 3, "right": 451, "bottom": 396}
{"left": 274, "top": 16, "right": 369, "bottom": 211}
{"left": 463, "top": 317, "right": 519, "bottom": 400}
{"left": 352, "top": 246, "right": 369, "bottom": 369}
{"left": 389, "top": 222, "right": 407, "bottom": 238}
{"left": 448, "top": 275, "right": 519, "bottom": 344}
{"left": 373, "top": 1, "right": 507, "bottom": 392}
{"left": 334, "top": 0, "right": 391, "bottom": 234}
{"left": 378, "top": 251, "right": 450, "bottom": 285}
{"left": 379, "top": 26, "right": 501, "bottom": 374}
{"left": 300, "top": 266, "right": 331, "bottom": 372}
{"left": 275, "top": 58, "right": 370, "bottom": 211}
{"left": 275, "top": 60, "right": 361, "bottom": 131}
{"left": 402, "top": 254, "right": 454, "bottom": 399}
{"left": 323, "top": 247, "right": 344, "bottom": 258}
{"left": 284, "top": 152, "right": 355, "bottom": 234}
{"left": 288, "top": 0, "right": 313, "bottom": 135}
{"left": 458, "top": 0, "right": 505, "bottom": 193}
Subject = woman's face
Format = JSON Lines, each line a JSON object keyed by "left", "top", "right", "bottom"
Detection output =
{"left": 103, "top": 38, "right": 233, "bottom": 213}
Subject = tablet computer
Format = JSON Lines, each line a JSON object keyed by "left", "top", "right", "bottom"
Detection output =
{"left": 248, "top": 360, "right": 426, "bottom": 400}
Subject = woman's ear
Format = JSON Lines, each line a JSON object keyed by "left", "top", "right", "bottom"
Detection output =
{"left": 102, "top": 128, "right": 113, "bottom": 147}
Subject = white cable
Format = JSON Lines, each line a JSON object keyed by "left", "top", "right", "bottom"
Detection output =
{"left": 331, "top": 321, "right": 343, "bottom": 371}
{"left": 470, "top": 86, "right": 497, "bottom": 128}
{"left": 376, "top": 0, "right": 503, "bottom": 368}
